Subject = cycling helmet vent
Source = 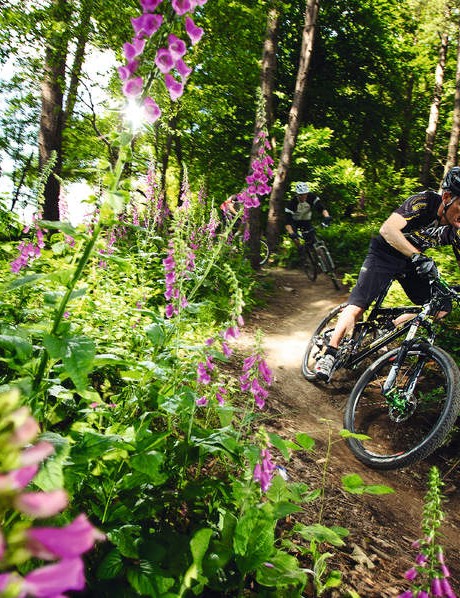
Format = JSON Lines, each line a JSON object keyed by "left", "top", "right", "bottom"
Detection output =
{"left": 442, "top": 166, "right": 460, "bottom": 196}
{"left": 295, "top": 182, "right": 309, "bottom": 194}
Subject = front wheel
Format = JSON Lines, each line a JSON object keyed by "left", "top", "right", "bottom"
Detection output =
{"left": 344, "top": 345, "right": 460, "bottom": 470}
{"left": 301, "top": 303, "right": 346, "bottom": 380}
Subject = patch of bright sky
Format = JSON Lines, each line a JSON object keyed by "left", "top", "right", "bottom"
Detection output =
{"left": 0, "top": 43, "right": 117, "bottom": 225}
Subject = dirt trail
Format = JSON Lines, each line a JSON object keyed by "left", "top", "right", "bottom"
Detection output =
{"left": 238, "top": 267, "right": 460, "bottom": 597}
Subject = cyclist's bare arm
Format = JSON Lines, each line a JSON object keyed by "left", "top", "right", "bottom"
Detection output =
{"left": 379, "top": 212, "right": 421, "bottom": 257}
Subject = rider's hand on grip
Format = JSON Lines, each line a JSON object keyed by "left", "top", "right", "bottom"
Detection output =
{"left": 321, "top": 216, "right": 333, "bottom": 227}
{"left": 411, "top": 253, "right": 438, "bottom": 279}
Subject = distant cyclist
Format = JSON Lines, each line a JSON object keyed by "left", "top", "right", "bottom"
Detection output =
{"left": 314, "top": 166, "right": 460, "bottom": 381}
{"left": 285, "top": 182, "right": 332, "bottom": 251}
{"left": 220, "top": 194, "right": 240, "bottom": 224}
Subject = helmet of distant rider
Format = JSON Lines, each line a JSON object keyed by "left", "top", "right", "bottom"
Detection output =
{"left": 442, "top": 166, "right": 460, "bottom": 196}
{"left": 295, "top": 182, "right": 310, "bottom": 195}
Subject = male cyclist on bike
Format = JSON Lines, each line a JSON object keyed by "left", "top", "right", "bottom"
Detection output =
{"left": 315, "top": 166, "right": 460, "bottom": 381}
{"left": 285, "top": 182, "right": 332, "bottom": 251}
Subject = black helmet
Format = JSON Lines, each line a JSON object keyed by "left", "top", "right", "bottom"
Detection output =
{"left": 442, "top": 166, "right": 460, "bottom": 196}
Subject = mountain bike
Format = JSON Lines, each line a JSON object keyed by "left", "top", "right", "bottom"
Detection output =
{"left": 302, "top": 274, "right": 460, "bottom": 469}
{"left": 299, "top": 228, "right": 341, "bottom": 290}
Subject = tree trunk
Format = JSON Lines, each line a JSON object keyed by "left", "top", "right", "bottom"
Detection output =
{"left": 38, "top": 0, "right": 70, "bottom": 221}
{"left": 421, "top": 28, "right": 449, "bottom": 187}
{"left": 64, "top": 0, "right": 93, "bottom": 125}
{"left": 266, "top": 0, "right": 320, "bottom": 250}
{"left": 444, "top": 23, "right": 460, "bottom": 180}
{"left": 247, "top": 3, "right": 280, "bottom": 269}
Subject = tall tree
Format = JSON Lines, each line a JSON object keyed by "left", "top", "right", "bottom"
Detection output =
{"left": 247, "top": 2, "right": 281, "bottom": 269}
{"left": 38, "top": 0, "right": 71, "bottom": 221}
{"left": 421, "top": 19, "right": 449, "bottom": 187}
{"left": 444, "top": 21, "right": 460, "bottom": 178}
{"left": 266, "top": 0, "right": 320, "bottom": 249}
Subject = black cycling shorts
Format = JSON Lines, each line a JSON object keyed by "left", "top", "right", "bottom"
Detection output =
{"left": 348, "top": 239, "right": 451, "bottom": 312}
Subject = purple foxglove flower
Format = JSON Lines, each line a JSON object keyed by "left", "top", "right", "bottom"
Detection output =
{"left": 258, "top": 359, "right": 273, "bottom": 385}
{"left": 123, "top": 76, "right": 144, "bottom": 97}
{"left": 168, "top": 34, "right": 187, "bottom": 61}
{"left": 440, "top": 578, "right": 456, "bottom": 598}
{"left": 164, "top": 74, "right": 184, "bottom": 101}
{"left": 14, "top": 489, "right": 68, "bottom": 518}
{"left": 216, "top": 387, "right": 227, "bottom": 405}
{"left": 10, "top": 413, "right": 40, "bottom": 446}
{"left": 242, "top": 354, "right": 257, "bottom": 372}
{"left": 141, "top": 0, "right": 163, "bottom": 10}
{"left": 239, "top": 373, "right": 251, "bottom": 392}
{"left": 416, "top": 592, "right": 429, "bottom": 598}
{"left": 437, "top": 549, "right": 445, "bottom": 565}
{"left": 403, "top": 567, "right": 418, "bottom": 581}
{"left": 237, "top": 315, "right": 245, "bottom": 326}
{"left": 197, "top": 363, "right": 211, "bottom": 384}
{"left": 23, "top": 557, "right": 85, "bottom": 596}
{"left": 144, "top": 97, "right": 161, "bottom": 123}
{"left": 175, "top": 58, "right": 192, "bottom": 80}
{"left": 0, "top": 530, "right": 4, "bottom": 560}
{"left": 0, "top": 464, "right": 39, "bottom": 491}
{"left": 172, "top": 0, "right": 192, "bottom": 15}
{"left": 155, "top": 47, "right": 174, "bottom": 73}
{"left": 131, "top": 13, "right": 163, "bottom": 38}
{"left": 26, "top": 514, "right": 105, "bottom": 560}
{"left": 196, "top": 396, "right": 208, "bottom": 406}
{"left": 20, "top": 441, "right": 54, "bottom": 467}
{"left": 205, "top": 337, "right": 214, "bottom": 346}
{"left": 415, "top": 552, "right": 428, "bottom": 566}
{"left": 123, "top": 38, "right": 146, "bottom": 61}
{"left": 221, "top": 342, "right": 232, "bottom": 358}
{"left": 0, "top": 572, "right": 23, "bottom": 595}
{"left": 165, "top": 303, "right": 176, "bottom": 318}
{"left": 397, "top": 592, "right": 413, "bottom": 598}
{"left": 430, "top": 577, "right": 443, "bottom": 596}
{"left": 185, "top": 16, "right": 204, "bottom": 44}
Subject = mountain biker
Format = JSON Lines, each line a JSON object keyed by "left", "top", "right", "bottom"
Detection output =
{"left": 314, "top": 166, "right": 460, "bottom": 381}
{"left": 220, "top": 194, "right": 240, "bottom": 223}
{"left": 285, "top": 182, "right": 332, "bottom": 251}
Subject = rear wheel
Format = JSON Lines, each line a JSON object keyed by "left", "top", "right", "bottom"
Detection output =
{"left": 301, "top": 304, "right": 346, "bottom": 380}
{"left": 259, "top": 238, "right": 270, "bottom": 266}
{"left": 303, "top": 247, "right": 318, "bottom": 281}
{"left": 315, "top": 244, "right": 340, "bottom": 290}
{"left": 344, "top": 345, "right": 460, "bottom": 470}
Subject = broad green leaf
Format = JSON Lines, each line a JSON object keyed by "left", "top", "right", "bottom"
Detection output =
{"left": 0, "top": 334, "right": 33, "bottom": 361}
{"left": 2, "top": 273, "right": 45, "bottom": 291}
{"left": 340, "top": 429, "right": 372, "bottom": 441}
{"left": 342, "top": 473, "right": 394, "bottom": 495}
{"left": 43, "top": 333, "right": 95, "bottom": 391}
{"left": 96, "top": 548, "right": 124, "bottom": 580}
{"left": 293, "top": 523, "right": 346, "bottom": 547}
{"left": 255, "top": 550, "right": 307, "bottom": 589}
{"left": 234, "top": 508, "right": 275, "bottom": 574}
{"left": 295, "top": 432, "right": 316, "bottom": 451}
{"left": 131, "top": 451, "right": 168, "bottom": 484}
{"left": 108, "top": 525, "right": 141, "bottom": 559}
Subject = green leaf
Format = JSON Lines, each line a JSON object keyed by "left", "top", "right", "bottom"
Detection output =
{"left": 234, "top": 508, "right": 275, "bottom": 574}
{"left": 0, "top": 334, "right": 33, "bottom": 361}
{"left": 182, "top": 528, "right": 213, "bottom": 591}
{"left": 342, "top": 473, "right": 394, "bottom": 495}
{"left": 43, "top": 333, "right": 95, "bottom": 391}
{"left": 108, "top": 525, "right": 141, "bottom": 559}
{"left": 267, "top": 432, "right": 292, "bottom": 459}
{"left": 340, "top": 429, "right": 372, "bottom": 441}
{"left": 96, "top": 548, "right": 124, "bottom": 580}
{"left": 295, "top": 432, "right": 316, "bottom": 451}
{"left": 131, "top": 451, "right": 168, "bottom": 484}
{"left": 2, "top": 273, "right": 45, "bottom": 291}
{"left": 293, "top": 523, "right": 346, "bottom": 547}
{"left": 255, "top": 550, "right": 307, "bottom": 588}
{"left": 144, "top": 323, "right": 165, "bottom": 346}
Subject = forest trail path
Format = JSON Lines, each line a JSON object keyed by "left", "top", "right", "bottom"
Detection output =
{"left": 236, "top": 267, "right": 460, "bottom": 597}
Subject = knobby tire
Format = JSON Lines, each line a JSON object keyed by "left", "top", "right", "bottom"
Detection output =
{"left": 344, "top": 345, "right": 460, "bottom": 470}
{"left": 303, "top": 247, "right": 318, "bottom": 281}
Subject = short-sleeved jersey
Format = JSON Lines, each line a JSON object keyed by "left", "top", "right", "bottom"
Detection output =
{"left": 285, "top": 193, "right": 325, "bottom": 226}
{"left": 374, "top": 190, "right": 460, "bottom": 260}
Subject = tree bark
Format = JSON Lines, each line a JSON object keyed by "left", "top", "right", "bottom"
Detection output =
{"left": 247, "top": 3, "right": 280, "bottom": 269}
{"left": 421, "top": 27, "right": 449, "bottom": 187}
{"left": 266, "top": 0, "right": 320, "bottom": 250}
{"left": 38, "top": 0, "right": 70, "bottom": 221}
{"left": 444, "top": 22, "right": 460, "bottom": 180}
